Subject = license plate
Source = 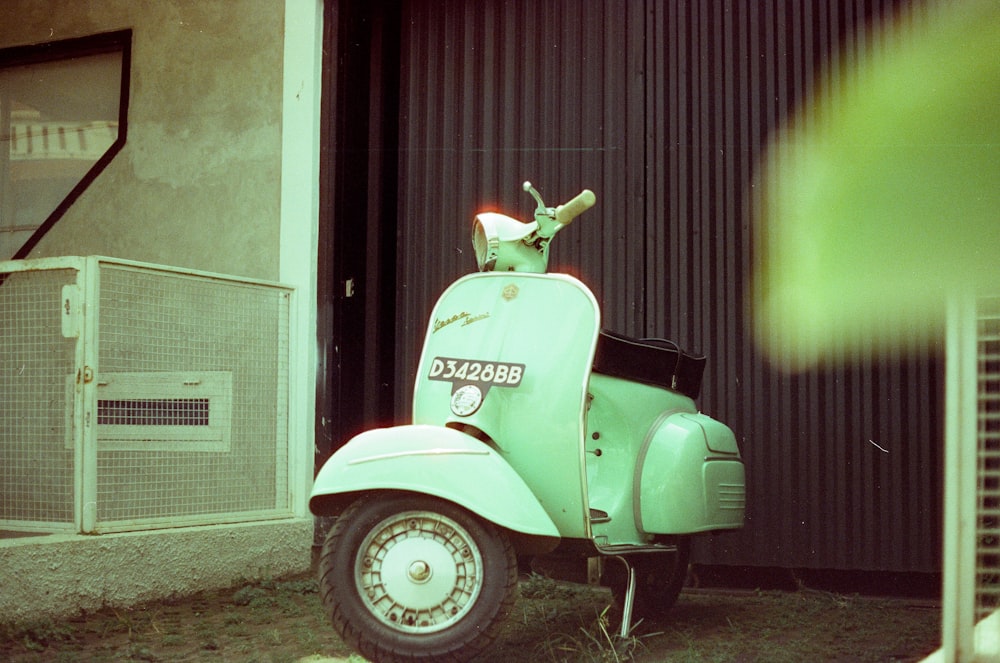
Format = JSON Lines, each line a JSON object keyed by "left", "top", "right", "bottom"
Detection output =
{"left": 427, "top": 357, "right": 525, "bottom": 387}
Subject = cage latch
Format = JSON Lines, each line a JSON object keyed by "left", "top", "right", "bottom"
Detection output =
{"left": 61, "top": 285, "right": 81, "bottom": 338}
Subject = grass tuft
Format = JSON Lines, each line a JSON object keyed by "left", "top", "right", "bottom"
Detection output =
{"left": 535, "top": 605, "right": 651, "bottom": 662}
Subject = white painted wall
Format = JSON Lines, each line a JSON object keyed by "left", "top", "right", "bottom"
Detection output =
{"left": 280, "top": 0, "right": 323, "bottom": 520}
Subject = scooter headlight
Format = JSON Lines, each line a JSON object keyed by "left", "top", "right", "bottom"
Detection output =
{"left": 472, "top": 213, "right": 501, "bottom": 271}
{"left": 471, "top": 212, "right": 545, "bottom": 273}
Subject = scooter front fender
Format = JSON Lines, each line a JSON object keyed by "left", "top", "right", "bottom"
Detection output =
{"left": 310, "top": 424, "right": 561, "bottom": 544}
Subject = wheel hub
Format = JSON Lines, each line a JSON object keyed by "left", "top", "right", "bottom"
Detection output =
{"left": 355, "top": 510, "right": 484, "bottom": 634}
{"left": 408, "top": 560, "right": 432, "bottom": 583}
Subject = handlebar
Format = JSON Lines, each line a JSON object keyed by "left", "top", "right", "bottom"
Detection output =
{"left": 555, "top": 189, "right": 596, "bottom": 226}
{"left": 474, "top": 181, "right": 596, "bottom": 272}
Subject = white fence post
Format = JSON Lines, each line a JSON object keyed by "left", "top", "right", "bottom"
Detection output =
{"left": 942, "top": 293, "right": 978, "bottom": 661}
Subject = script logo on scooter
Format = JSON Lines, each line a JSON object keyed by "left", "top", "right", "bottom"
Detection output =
{"left": 432, "top": 311, "right": 490, "bottom": 333}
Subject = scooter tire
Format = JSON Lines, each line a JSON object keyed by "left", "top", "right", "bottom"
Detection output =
{"left": 318, "top": 492, "right": 518, "bottom": 663}
{"left": 603, "top": 537, "right": 691, "bottom": 624}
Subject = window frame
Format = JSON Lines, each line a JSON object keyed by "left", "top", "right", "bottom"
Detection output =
{"left": 1, "top": 29, "right": 131, "bottom": 259}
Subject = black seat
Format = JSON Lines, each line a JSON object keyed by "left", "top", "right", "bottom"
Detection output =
{"left": 592, "top": 330, "right": 706, "bottom": 399}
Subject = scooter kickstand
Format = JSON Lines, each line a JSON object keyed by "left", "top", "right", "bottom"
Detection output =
{"left": 611, "top": 555, "right": 636, "bottom": 639}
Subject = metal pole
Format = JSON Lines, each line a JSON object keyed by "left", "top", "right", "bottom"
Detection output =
{"left": 942, "top": 292, "right": 978, "bottom": 661}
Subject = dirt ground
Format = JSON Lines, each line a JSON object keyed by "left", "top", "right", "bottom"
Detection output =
{"left": 0, "top": 571, "right": 941, "bottom": 662}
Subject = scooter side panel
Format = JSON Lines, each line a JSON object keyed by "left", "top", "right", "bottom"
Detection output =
{"left": 585, "top": 373, "right": 698, "bottom": 546}
{"left": 309, "top": 425, "right": 561, "bottom": 541}
{"left": 412, "top": 273, "right": 599, "bottom": 540}
{"left": 636, "top": 412, "right": 746, "bottom": 534}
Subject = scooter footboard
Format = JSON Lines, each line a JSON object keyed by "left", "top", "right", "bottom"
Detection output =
{"left": 636, "top": 412, "right": 745, "bottom": 534}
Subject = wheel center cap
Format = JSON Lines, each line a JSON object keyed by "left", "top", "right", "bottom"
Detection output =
{"left": 408, "top": 560, "right": 432, "bottom": 583}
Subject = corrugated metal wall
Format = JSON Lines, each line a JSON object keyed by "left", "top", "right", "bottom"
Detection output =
{"left": 390, "top": 0, "right": 941, "bottom": 572}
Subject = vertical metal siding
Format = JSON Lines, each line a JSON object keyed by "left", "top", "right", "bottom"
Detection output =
{"left": 391, "top": 0, "right": 940, "bottom": 572}
{"left": 397, "top": 0, "right": 644, "bottom": 375}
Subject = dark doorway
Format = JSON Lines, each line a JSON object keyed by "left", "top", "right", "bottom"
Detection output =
{"left": 315, "top": 0, "right": 400, "bottom": 468}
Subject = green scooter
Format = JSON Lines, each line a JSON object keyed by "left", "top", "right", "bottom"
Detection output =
{"left": 309, "top": 182, "right": 745, "bottom": 662}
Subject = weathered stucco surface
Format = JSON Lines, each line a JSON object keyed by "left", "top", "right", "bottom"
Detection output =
{"left": 0, "top": 0, "right": 284, "bottom": 280}
{"left": 0, "top": 2, "right": 314, "bottom": 625}
{"left": 0, "top": 519, "right": 312, "bottom": 625}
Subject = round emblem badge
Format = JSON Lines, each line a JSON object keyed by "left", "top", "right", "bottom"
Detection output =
{"left": 450, "top": 384, "right": 484, "bottom": 416}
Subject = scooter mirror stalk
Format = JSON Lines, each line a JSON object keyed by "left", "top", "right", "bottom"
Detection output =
{"left": 524, "top": 180, "right": 559, "bottom": 239}
{"left": 522, "top": 180, "right": 547, "bottom": 210}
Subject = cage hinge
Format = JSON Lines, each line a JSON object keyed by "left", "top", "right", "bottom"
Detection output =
{"left": 82, "top": 366, "right": 95, "bottom": 384}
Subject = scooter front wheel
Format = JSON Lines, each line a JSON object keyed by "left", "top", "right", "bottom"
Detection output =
{"left": 318, "top": 492, "right": 518, "bottom": 663}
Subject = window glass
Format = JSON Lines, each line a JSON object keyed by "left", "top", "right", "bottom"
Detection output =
{"left": 0, "top": 32, "right": 129, "bottom": 259}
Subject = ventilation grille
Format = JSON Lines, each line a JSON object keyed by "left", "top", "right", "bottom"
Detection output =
{"left": 73, "top": 371, "right": 234, "bottom": 453}
{"left": 978, "top": 296, "right": 1000, "bottom": 619}
{"left": 98, "top": 399, "right": 210, "bottom": 427}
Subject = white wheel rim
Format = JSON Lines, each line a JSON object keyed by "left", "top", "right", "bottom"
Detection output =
{"left": 355, "top": 509, "right": 485, "bottom": 634}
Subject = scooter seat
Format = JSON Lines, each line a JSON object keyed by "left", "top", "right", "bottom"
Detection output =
{"left": 592, "top": 330, "right": 706, "bottom": 399}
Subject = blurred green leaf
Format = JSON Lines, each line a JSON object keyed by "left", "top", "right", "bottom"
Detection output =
{"left": 753, "top": 0, "right": 1000, "bottom": 368}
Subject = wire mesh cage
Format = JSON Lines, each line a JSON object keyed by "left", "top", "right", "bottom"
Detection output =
{"left": 0, "top": 266, "right": 80, "bottom": 531}
{"left": 0, "top": 257, "right": 293, "bottom": 534}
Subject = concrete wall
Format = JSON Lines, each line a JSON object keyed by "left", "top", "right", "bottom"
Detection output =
{"left": 0, "top": 0, "right": 322, "bottom": 624}
{"left": 0, "top": 520, "right": 313, "bottom": 625}
{"left": 0, "top": 0, "right": 285, "bottom": 280}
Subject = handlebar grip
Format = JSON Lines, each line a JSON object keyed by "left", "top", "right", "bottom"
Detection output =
{"left": 554, "top": 189, "right": 596, "bottom": 226}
